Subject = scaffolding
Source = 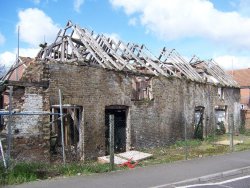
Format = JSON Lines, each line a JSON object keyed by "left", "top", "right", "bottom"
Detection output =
{"left": 0, "top": 88, "right": 67, "bottom": 168}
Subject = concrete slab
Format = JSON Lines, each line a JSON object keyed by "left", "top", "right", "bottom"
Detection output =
{"left": 117, "top": 150, "right": 152, "bottom": 161}
{"left": 98, "top": 155, "right": 127, "bottom": 165}
{"left": 215, "top": 140, "right": 243, "bottom": 146}
{"left": 98, "top": 150, "right": 153, "bottom": 164}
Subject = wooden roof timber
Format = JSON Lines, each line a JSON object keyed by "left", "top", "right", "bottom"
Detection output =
{"left": 36, "top": 21, "right": 239, "bottom": 87}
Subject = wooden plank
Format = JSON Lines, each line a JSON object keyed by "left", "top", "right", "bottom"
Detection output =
{"left": 79, "top": 26, "right": 122, "bottom": 70}
{"left": 73, "top": 26, "right": 113, "bottom": 69}
{"left": 98, "top": 35, "right": 135, "bottom": 71}
{"left": 133, "top": 45, "right": 174, "bottom": 77}
{"left": 120, "top": 42, "right": 158, "bottom": 76}
{"left": 68, "top": 37, "right": 84, "bottom": 60}
{"left": 5, "top": 80, "right": 49, "bottom": 88}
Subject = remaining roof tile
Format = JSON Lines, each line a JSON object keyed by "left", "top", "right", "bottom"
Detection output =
{"left": 228, "top": 68, "right": 250, "bottom": 87}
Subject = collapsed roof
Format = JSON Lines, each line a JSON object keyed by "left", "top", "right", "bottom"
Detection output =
{"left": 5, "top": 21, "right": 237, "bottom": 87}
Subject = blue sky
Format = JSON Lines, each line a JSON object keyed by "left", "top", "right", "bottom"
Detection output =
{"left": 0, "top": 0, "right": 250, "bottom": 70}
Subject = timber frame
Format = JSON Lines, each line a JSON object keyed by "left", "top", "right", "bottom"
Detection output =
{"left": 36, "top": 21, "right": 238, "bottom": 88}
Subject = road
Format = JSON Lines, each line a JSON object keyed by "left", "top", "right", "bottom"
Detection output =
{"left": 177, "top": 175, "right": 250, "bottom": 188}
{"left": 6, "top": 150, "right": 250, "bottom": 188}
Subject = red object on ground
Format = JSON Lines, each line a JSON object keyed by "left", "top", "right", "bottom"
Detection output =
{"left": 118, "top": 158, "right": 138, "bottom": 169}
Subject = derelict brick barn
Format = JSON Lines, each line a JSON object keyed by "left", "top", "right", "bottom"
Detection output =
{"left": 0, "top": 21, "right": 241, "bottom": 162}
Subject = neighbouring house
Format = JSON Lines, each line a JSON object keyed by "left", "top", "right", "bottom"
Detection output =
{"left": 0, "top": 21, "right": 241, "bottom": 162}
{"left": 228, "top": 68, "right": 250, "bottom": 129}
{"left": 1, "top": 57, "right": 35, "bottom": 106}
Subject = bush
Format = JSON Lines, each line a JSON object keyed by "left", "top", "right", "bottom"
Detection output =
{"left": 216, "top": 122, "right": 226, "bottom": 135}
{"left": 239, "top": 124, "right": 246, "bottom": 134}
{"left": 194, "top": 124, "right": 203, "bottom": 140}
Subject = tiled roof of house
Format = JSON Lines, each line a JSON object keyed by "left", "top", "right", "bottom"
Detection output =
{"left": 0, "top": 57, "right": 35, "bottom": 82}
{"left": 228, "top": 68, "right": 250, "bottom": 87}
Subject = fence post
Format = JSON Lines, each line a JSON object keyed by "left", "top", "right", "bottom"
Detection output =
{"left": 59, "top": 89, "right": 66, "bottom": 165}
{"left": 184, "top": 119, "right": 188, "bottom": 160}
{"left": 6, "top": 86, "right": 13, "bottom": 168}
{"left": 230, "top": 114, "right": 234, "bottom": 152}
{"left": 109, "top": 114, "right": 114, "bottom": 171}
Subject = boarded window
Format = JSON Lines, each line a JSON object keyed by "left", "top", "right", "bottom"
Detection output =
{"left": 132, "top": 76, "right": 153, "bottom": 101}
{"left": 218, "top": 87, "right": 224, "bottom": 100}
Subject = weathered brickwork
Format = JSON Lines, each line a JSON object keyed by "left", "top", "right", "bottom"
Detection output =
{"left": 9, "top": 63, "right": 50, "bottom": 162}
{"left": 45, "top": 62, "right": 240, "bottom": 160}
{"left": 9, "top": 61, "right": 240, "bottom": 161}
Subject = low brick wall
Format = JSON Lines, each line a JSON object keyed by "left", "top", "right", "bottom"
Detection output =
{"left": 12, "top": 134, "right": 50, "bottom": 162}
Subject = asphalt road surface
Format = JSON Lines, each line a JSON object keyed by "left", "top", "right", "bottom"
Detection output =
{"left": 176, "top": 175, "right": 250, "bottom": 188}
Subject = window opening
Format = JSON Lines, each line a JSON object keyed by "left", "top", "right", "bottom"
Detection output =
{"left": 132, "top": 76, "right": 153, "bottom": 101}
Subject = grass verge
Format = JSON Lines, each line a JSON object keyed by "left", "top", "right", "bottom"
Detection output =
{"left": 0, "top": 162, "right": 111, "bottom": 185}
{"left": 1, "top": 134, "right": 250, "bottom": 185}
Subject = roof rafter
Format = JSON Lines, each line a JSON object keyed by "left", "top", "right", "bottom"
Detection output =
{"left": 35, "top": 20, "right": 239, "bottom": 88}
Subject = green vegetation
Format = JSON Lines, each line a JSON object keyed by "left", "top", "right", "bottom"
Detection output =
{"left": 1, "top": 134, "right": 250, "bottom": 185}
{"left": 0, "top": 162, "right": 47, "bottom": 185}
{"left": 215, "top": 122, "right": 226, "bottom": 135}
{"left": 0, "top": 162, "right": 110, "bottom": 185}
{"left": 140, "top": 134, "right": 250, "bottom": 166}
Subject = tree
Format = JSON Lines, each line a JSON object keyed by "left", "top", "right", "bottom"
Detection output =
{"left": 0, "top": 64, "right": 7, "bottom": 78}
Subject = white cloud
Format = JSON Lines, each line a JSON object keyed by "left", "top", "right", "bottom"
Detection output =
{"left": 104, "top": 33, "right": 121, "bottom": 44}
{"left": 74, "top": 0, "right": 84, "bottom": 13}
{"left": 214, "top": 55, "right": 250, "bottom": 70}
{"left": 0, "top": 48, "right": 39, "bottom": 68}
{"left": 110, "top": 0, "right": 250, "bottom": 50}
{"left": 17, "top": 8, "right": 60, "bottom": 47}
{"left": 0, "top": 32, "right": 5, "bottom": 45}
{"left": 0, "top": 52, "right": 16, "bottom": 68}
{"left": 18, "top": 47, "right": 40, "bottom": 58}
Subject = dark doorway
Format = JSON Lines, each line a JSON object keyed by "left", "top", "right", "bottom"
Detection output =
{"left": 105, "top": 106, "right": 127, "bottom": 154}
{"left": 194, "top": 106, "right": 205, "bottom": 140}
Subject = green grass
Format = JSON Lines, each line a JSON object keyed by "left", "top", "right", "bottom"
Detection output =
{"left": 140, "top": 134, "right": 250, "bottom": 166}
{"left": 57, "top": 162, "right": 110, "bottom": 176}
{"left": 0, "top": 162, "right": 111, "bottom": 185}
{"left": 0, "top": 162, "right": 48, "bottom": 185}
{"left": 2, "top": 134, "right": 250, "bottom": 185}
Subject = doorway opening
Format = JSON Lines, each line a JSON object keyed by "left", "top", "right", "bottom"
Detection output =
{"left": 215, "top": 105, "right": 227, "bottom": 134}
{"left": 50, "top": 105, "right": 82, "bottom": 161}
{"left": 105, "top": 105, "right": 128, "bottom": 154}
{"left": 194, "top": 106, "right": 205, "bottom": 140}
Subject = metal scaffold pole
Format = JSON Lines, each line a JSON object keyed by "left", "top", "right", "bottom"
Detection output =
{"left": 230, "top": 114, "right": 234, "bottom": 152}
{"left": 109, "top": 114, "right": 114, "bottom": 171}
{"left": 7, "top": 86, "right": 13, "bottom": 168}
{"left": 59, "top": 89, "right": 66, "bottom": 165}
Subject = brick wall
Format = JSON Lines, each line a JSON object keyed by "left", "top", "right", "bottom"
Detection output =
{"left": 7, "top": 61, "right": 241, "bottom": 161}
{"left": 46, "top": 62, "right": 241, "bottom": 160}
{"left": 9, "top": 62, "right": 50, "bottom": 162}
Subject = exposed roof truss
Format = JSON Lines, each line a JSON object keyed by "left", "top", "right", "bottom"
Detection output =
{"left": 36, "top": 21, "right": 239, "bottom": 87}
